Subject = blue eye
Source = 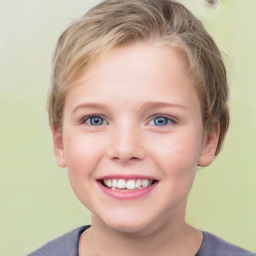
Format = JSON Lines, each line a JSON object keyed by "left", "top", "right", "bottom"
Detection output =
{"left": 84, "top": 116, "right": 107, "bottom": 126}
{"left": 149, "top": 116, "right": 172, "bottom": 126}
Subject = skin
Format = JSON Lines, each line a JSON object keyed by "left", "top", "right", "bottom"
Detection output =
{"left": 52, "top": 42, "right": 219, "bottom": 256}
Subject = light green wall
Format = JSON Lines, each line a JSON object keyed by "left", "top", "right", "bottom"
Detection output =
{"left": 0, "top": 1, "right": 255, "bottom": 255}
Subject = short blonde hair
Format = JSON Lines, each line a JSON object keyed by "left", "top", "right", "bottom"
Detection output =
{"left": 48, "top": 0, "right": 229, "bottom": 155}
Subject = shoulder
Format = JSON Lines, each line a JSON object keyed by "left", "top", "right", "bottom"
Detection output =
{"left": 197, "top": 232, "right": 256, "bottom": 256}
{"left": 28, "top": 225, "right": 90, "bottom": 256}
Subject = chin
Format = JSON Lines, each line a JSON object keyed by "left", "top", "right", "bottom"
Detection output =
{"left": 101, "top": 212, "right": 152, "bottom": 234}
{"left": 110, "top": 222, "right": 148, "bottom": 234}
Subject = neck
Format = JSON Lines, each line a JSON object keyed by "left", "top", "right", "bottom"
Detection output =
{"left": 79, "top": 212, "right": 203, "bottom": 256}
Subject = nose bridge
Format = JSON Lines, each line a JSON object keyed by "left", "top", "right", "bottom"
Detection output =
{"left": 108, "top": 121, "right": 144, "bottom": 161}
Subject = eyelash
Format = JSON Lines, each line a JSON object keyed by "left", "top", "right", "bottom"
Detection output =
{"left": 79, "top": 114, "right": 176, "bottom": 127}
{"left": 79, "top": 115, "right": 108, "bottom": 126}
{"left": 148, "top": 115, "right": 176, "bottom": 127}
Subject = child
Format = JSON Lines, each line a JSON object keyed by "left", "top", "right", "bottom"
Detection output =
{"left": 29, "top": 0, "right": 255, "bottom": 255}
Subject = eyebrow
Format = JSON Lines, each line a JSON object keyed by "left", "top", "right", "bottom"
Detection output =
{"left": 139, "top": 101, "right": 188, "bottom": 110}
{"left": 72, "top": 101, "right": 188, "bottom": 114}
{"left": 72, "top": 103, "right": 109, "bottom": 114}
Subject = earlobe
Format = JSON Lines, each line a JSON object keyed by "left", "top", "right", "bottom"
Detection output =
{"left": 52, "top": 126, "right": 66, "bottom": 168}
{"left": 198, "top": 121, "right": 220, "bottom": 167}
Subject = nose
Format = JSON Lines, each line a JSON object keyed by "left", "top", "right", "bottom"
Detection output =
{"left": 107, "top": 125, "right": 145, "bottom": 162}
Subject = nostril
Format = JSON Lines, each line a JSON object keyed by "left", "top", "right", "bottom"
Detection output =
{"left": 107, "top": 130, "right": 145, "bottom": 161}
{"left": 111, "top": 155, "right": 142, "bottom": 162}
{"left": 107, "top": 143, "right": 145, "bottom": 162}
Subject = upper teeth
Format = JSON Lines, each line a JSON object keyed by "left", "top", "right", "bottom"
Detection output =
{"left": 103, "top": 179, "right": 153, "bottom": 190}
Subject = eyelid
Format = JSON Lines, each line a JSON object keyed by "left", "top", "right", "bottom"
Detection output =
{"left": 79, "top": 114, "right": 109, "bottom": 125}
{"left": 147, "top": 114, "right": 177, "bottom": 126}
{"left": 78, "top": 113, "right": 177, "bottom": 126}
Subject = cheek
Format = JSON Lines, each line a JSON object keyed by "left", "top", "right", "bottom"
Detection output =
{"left": 63, "top": 133, "right": 105, "bottom": 175}
{"left": 62, "top": 133, "right": 105, "bottom": 210}
{"left": 148, "top": 131, "right": 202, "bottom": 174}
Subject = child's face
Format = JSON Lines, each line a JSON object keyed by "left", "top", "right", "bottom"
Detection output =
{"left": 53, "top": 42, "right": 218, "bottom": 233}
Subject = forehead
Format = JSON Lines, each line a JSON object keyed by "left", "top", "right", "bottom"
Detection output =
{"left": 65, "top": 42, "right": 201, "bottom": 113}
{"left": 73, "top": 43, "right": 192, "bottom": 90}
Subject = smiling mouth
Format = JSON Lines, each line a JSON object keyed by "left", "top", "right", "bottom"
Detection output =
{"left": 100, "top": 178, "right": 156, "bottom": 191}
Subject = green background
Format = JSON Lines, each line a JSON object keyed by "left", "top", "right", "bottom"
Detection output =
{"left": 1, "top": 0, "right": 255, "bottom": 255}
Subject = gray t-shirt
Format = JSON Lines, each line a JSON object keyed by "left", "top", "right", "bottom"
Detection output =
{"left": 28, "top": 226, "right": 255, "bottom": 256}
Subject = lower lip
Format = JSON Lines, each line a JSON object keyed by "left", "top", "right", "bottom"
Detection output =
{"left": 97, "top": 181, "right": 158, "bottom": 200}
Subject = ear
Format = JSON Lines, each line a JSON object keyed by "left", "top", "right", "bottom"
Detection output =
{"left": 52, "top": 126, "right": 66, "bottom": 168}
{"left": 198, "top": 121, "right": 220, "bottom": 167}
